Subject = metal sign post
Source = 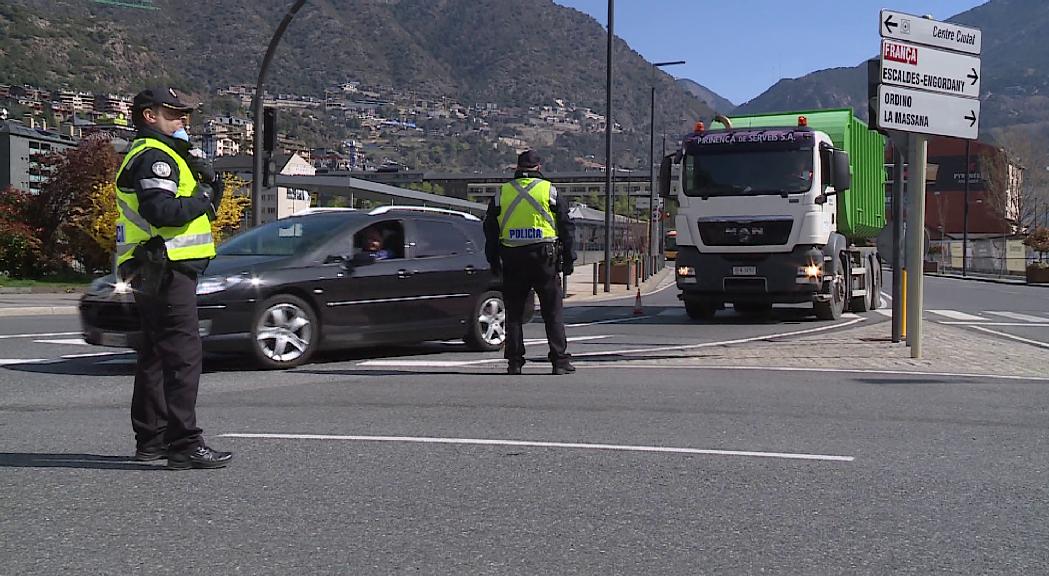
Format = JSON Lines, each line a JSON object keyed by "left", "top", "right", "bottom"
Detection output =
{"left": 876, "top": 9, "right": 982, "bottom": 358}
{"left": 905, "top": 135, "right": 927, "bottom": 357}
{"left": 891, "top": 136, "right": 907, "bottom": 343}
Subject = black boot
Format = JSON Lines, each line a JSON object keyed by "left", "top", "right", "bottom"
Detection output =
{"left": 552, "top": 361, "right": 576, "bottom": 375}
{"left": 167, "top": 445, "right": 234, "bottom": 470}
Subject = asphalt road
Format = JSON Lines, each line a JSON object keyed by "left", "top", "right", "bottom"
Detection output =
{"left": 1, "top": 279, "right": 1047, "bottom": 574}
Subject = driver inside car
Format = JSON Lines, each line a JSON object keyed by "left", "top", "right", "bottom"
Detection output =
{"left": 360, "top": 226, "right": 392, "bottom": 261}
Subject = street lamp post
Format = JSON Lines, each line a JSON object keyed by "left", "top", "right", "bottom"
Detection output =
{"left": 251, "top": 0, "right": 307, "bottom": 227}
{"left": 648, "top": 60, "right": 685, "bottom": 279}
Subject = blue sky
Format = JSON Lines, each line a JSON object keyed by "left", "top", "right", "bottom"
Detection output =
{"left": 553, "top": 1, "right": 988, "bottom": 105}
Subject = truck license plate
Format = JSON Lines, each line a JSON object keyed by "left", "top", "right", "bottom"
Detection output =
{"left": 732, "top": 266, "right": 757, "bottom": 276}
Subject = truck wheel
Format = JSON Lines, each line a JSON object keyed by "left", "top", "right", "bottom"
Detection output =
{"left": 849, "top": 267, "right": 873, "bottom": 313}
{"left": 685, "top": 299, "right": 718, "bottom": 321}
{"left": 869, "top": 256, "right": 881, "bottom": 310}
{"left": 814, "top": 271, "right": 845, "bottom": 320}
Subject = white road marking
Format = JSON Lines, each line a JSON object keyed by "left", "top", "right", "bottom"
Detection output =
{"left": 985, "top": 311, "right": 1049, "bottom": 323}
{"left": 940, "top": 321, "right": 1049, "bottom": 327}
{"left": 33, "top": 338, "right": 90, "bottom": 346}
{"left": 360, "top": 358, "right": 500, "bottom": 367}
{"left": 0, "top": 359, "right": 49, "bottom": 366}
{"left": 928, "top": 310, "right": 987, "bottom": 321}
{"left": 217, "top": 433, "right": 854, "bottom": 463}
{"left": 875, "top": 309, "right": 894, "bottom": 317}
{"left": 0, "top": 331, "right": 80, "bottom": 340}
{"left": 657, "top": 309, "right": 679, "bottom": 317}
{"left": 61, "top": 351, "right": 128, "bottom": 359}
{"left": 360, "top": 318, "right": 866, "bottom": 368}
{"left": 880, "top": 291, "right": 892, "bottom": 303}
{"left": 524, "top": 335, "right": 610, "bottom": 345}
{"left": 969, "top": 326, "right": 1049, "bottom": 350}
{"left": 842, "top": 313, "right": 860, "bottom": 319}
{"left": 578, "top": 364, "right": 1049, "bottom": 383}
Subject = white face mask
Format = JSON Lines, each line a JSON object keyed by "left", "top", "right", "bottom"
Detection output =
{"left": 172, "top": 128, "right": 190, "bottom": 142}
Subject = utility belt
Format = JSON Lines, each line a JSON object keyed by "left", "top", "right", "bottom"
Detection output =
{"left": 502, "top": 240, "right": 562, "bottom": 268}
{"left": 118, "top": 236, "right": 188, "bottom": 296}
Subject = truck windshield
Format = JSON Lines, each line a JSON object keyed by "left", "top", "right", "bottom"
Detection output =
{"left": 683, "top": 150, "right": 813, "bottom": 197}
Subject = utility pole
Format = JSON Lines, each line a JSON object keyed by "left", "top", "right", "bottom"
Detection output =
{"left": 602, "top": 0, "right": 614, "bottom": 293}
{"left": 962, "top": 138, "right": 971, "bottom": 276}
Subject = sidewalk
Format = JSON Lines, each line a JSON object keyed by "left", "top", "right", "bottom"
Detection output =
{"left": 563, "top": 264, "right": 674, "bottom": 304}
{"left": 609, "top": 318, "right": 1049, "bottom": 380}
{"left": 0, "top": 292, "right": 81, "bottom": 317}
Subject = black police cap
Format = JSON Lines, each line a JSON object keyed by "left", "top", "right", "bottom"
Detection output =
{"left": 132, "top": 85, "right": 194, "bottom": 113}
{"left": 517, "top": 150, "right": 542, "bottom": 168}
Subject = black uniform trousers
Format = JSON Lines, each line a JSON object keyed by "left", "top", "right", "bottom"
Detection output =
{"left": 500, "top": 243, "right": 569, "bottom": 367}
{"left": 129, "top": 266, "right": 203, "bottom": 452}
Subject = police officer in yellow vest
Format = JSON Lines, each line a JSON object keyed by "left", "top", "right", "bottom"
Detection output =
{"left": 115, "top": 85, "right": 232, "bottom": 470}
{"left": 484, "top": 150, "right": 576, "bottom": 375}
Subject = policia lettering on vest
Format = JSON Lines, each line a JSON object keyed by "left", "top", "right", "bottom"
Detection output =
{"left": 115, "top": 85, "right": 232, "bottom": 470}
{"left": 484, "top": 150, "right": 577, "bottom": 375}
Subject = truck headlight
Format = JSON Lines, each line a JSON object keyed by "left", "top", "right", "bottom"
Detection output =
{"left": 677, "top": 266, "right": 696, "bottom": 277}
{"left": 802, "top": 265, "right": 821, "bottom": 278}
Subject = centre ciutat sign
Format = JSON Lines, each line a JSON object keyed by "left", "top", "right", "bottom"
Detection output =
{"left": 876, "top": 9, "right": 982, "bottom": 140}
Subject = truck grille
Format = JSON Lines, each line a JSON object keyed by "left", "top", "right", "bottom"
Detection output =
{"left": 697, "top": 220, "right": 793, "bottom": 246}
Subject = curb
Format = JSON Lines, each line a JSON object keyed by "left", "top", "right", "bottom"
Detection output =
{"left": 0, "top": 306, "right": 79, "bottom": 317}
{"left": 926, "top": 272, "right": 1049, "bottom": 288}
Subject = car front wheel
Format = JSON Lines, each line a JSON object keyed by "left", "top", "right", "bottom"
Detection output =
{"left": 250, "top": 293, "right": 318, "bottom": 369}
{"left": 465, "top": 291, "right": 506, "bottom": 351}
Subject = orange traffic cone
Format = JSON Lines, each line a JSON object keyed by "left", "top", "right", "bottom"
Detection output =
{"left": 633, "top": 287, "right": 643, "bottom": 315}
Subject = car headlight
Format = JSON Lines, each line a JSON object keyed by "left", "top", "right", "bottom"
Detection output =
{"left": 86, "top": 275, "right": 126, "bottom": 297}
{"left": 196, "top": 274, "right": 262, "bottom": 295}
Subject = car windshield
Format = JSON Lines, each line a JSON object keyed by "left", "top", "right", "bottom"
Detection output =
{"left": 683, "top": 149, "right": 813, "bottom": 197}
{"left": 218, "top": 214, "right": 351, "bottom": 256}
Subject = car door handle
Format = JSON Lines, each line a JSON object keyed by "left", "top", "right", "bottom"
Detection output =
{"left": 464, "top": 265, "right": 476, "bottom": 275}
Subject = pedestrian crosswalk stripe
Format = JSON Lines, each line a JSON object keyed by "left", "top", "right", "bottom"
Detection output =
{"left": 657, "top": 309, "right": 678, "bottom": 317}
{"left": 875, "top": 309, "right": 893, "bottom": 317}
{"left": 928, "top": 310, "right": 986, "bottom": 321}
{"left": 985, "top": 311, "right": 1049, "bottom": 323}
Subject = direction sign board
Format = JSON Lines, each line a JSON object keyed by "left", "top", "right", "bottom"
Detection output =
{"left": 877, "top": 84, "right": 980, "bottom": 139}
{"left": 880, "top": 39, "right": 981, "bottom": 98}
{"left": 880, "top": 9, "right": 981, "bottom": 55}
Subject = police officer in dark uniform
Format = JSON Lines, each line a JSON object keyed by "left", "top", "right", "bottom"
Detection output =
{"left": 115, "top": 85, "right": 232, "bottom": 469}
{"left": 484, "top": 150, "right": 576, "bottom": 375}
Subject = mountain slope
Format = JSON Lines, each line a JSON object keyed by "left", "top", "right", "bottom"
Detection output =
{"left": 676, "top": 79, "right": 735, "bottom": 114}
{"left": 3, "top": 0, "right": 712, "bottom": 143}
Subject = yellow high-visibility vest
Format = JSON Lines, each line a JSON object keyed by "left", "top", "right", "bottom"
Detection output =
{"left": 496, "top": 178, "right": 557, "bottom": 247}
{"left": 114, "top": 138, "right": 215, "bottom": 266}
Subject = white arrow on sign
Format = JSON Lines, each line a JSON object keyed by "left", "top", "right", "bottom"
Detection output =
{"left": 880, "top": 39, "right": 981, "bottom": 98}
{"left": 880, "top": 9, "right": 981, "bottom": 55}
{"left": 876, "top": 84, "right": 980, "bottom": 140}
